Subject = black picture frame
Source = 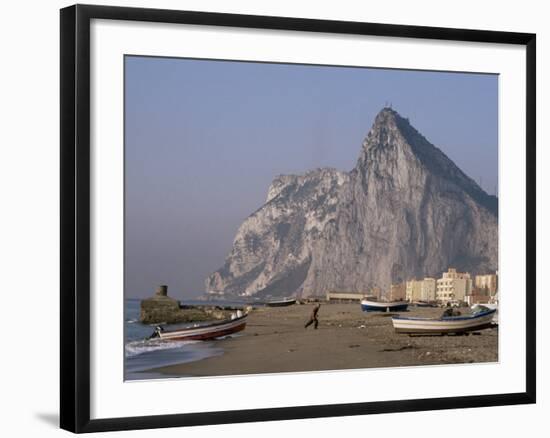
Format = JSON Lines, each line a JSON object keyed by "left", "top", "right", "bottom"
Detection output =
{"left": 60, "top": 4, "right": 536, "bottom": 433}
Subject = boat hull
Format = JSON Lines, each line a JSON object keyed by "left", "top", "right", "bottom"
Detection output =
{"left": 266, "top": 299, "right": 296, "bottom": 307}
{"left": 412, "top": 301, "right": 436, "bottom": 308}
{"left": 158, "top": 315, "right": 247, "bottom": 341}
{"left": 471, "top": 304, "right": 499, "bottom": 323}
{"left": 361, "top": 300, "right": 408, "bottom": 312}
{"left": 392, "top": 309, "right": 496, "bottom": 334}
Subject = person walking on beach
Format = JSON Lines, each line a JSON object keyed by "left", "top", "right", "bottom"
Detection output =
{"left": 305, "top": 303, "right": 321, "bottom": 329}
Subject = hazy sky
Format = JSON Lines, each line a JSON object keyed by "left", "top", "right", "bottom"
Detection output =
{"left": 125, "top": 56, "right": 498, "bottom": 299}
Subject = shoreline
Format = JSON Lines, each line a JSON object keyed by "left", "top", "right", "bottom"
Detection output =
{"left": 141, "top": 303, "right": 498, "bottom": 378}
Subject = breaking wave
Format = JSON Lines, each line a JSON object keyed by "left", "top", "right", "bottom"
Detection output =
{"left": 125, "top": 339, "right": 200, "bottom": 358}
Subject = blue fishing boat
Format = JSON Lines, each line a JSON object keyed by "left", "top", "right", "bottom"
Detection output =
{"left": 361, "top": 299, "right": 408, "bottom": 312}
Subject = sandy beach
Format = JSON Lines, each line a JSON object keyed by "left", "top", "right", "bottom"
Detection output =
{"left": 146, "top": 303, "right": 498, "bottom": 378}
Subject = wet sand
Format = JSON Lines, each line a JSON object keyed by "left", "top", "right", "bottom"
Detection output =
{"left": 148, "top": 303, "right": 498, "bottom": 378}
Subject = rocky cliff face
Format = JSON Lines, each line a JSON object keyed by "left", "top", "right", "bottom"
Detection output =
{"left": 206, "top": 108, "right": 498, "bottom": 298}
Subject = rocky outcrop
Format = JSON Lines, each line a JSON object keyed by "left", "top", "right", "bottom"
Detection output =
{"left": 140, "top": 285, "right": 234, "bottom": 324}
{"left": 205, "top": 108, "right": 498, "bottom": 298}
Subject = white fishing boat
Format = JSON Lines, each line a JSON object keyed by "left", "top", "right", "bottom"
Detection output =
{"left": 361, "top": 299, "right": 408, "bottom": 312}
{"left": 471, "top": 303, "right": 499, "bottom": 323}
{"left": 151, "top": 312, "right": 247, "bottom": 341}
{"left": 392, "top": 307, "right": 497, "bottom": 334}
{"left": 266, "top": 297, "right": 296, "bottom": 307}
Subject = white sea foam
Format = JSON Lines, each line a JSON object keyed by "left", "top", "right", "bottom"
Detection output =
{"left": 214, "top": 333, "right": 242, "bottom": 340}
{"left": 125, "top": 339, "right": 200, "bottom": 358}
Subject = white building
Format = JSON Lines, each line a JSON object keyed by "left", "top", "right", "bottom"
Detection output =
{"left": 436, "top": 268, "right": 473, "bottom": 304}
{"left": 474, "top": 272, "right": 498, "bottom": 295}
{"left": 405, "top": 280, "right": 422, "bottom": 302}
{"left": 420, "top": 277, "right": 436, "bottom": 301}
{"left": 326, "top": 291, "right": 365, "bottom": 302}
{"left": 406, "top": 278, "right": 436, "bottom": 302}
{"left": 389, "top": 283, "right": 406, "bottom": 301}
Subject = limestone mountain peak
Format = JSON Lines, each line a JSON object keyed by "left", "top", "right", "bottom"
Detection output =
{"left": 358, "top": 107, "right": 497, "bottom": 215}
{"left": 206, "top": 108, "right": 498, "bottom": 298}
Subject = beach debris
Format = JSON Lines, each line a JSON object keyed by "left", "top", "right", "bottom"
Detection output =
{"left": 379, "top": 345, "right": 415, "bottom": 352}
{"left": 348, "top": 344, "right": 360, "bottom": 348}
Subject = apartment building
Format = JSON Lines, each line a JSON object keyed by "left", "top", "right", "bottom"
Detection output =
{"left": 389, "top": 282, "right": 406, "bottom": 301}
{"left": 474, "top": 272, "right": 498, "bottom": 295}
{"left": 406, "top": 278, "right": 437, "bottom": 302}
{"left": 436, "top": 268, "right": 473, "bottom": 303}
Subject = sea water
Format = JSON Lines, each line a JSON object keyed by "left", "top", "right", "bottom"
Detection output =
{"left": 124, "top": 298, "right": 226, "bottom": 380}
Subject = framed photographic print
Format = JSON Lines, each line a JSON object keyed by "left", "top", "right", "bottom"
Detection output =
{"left": 60, "top": 4, "right": 536, "bottom": 433}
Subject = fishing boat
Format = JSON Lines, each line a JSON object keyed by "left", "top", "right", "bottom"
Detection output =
{"left": 266, "top": 297, "right": 296, "bottom": 307}
{"left": 391, "top": 307, "right": 497, "bottom": 334}
{"left": 471, "top": 303, "right": 499, "bottom": 323}
{"left": 150, "top": 312, "right": 247, "bottom": 341}
{"left": 361, "top": 299, "right": 408, "bottom": 312}
{"left": 412, "top": 301, "right": 437, "bottom": 308}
